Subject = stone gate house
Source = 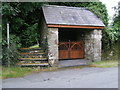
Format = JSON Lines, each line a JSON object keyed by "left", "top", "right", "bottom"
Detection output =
{"left": 39, "top": 5, "right": 105, "bottom": 66}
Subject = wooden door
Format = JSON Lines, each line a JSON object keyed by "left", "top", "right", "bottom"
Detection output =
{"left": 59, "top": 42, "right": 69, "bottom": 59}
{"left": 59, "top": 41, "right": 84, "bottom": 59}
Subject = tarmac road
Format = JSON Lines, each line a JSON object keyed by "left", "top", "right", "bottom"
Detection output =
{"left": 2, "top": 67, "right": 118, "bottom": 88}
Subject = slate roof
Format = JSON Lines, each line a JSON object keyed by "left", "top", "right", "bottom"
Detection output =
{"left": 42, "top": 5, "right": 105, "bottom": 27}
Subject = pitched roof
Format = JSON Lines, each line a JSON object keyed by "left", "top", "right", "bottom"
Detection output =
{"left": 42, "top": 5, "right": 105, "bottom": 27}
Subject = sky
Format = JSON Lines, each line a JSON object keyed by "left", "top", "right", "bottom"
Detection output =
{"left": 99, "top": 0, "right": 119, "bottom": 23}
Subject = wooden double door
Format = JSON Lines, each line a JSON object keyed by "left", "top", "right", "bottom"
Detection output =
{"left": 59, "top": 41, "right": 84, "bottom": 59}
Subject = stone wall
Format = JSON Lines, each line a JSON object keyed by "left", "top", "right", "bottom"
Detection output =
{"left": 39, "top": 17, "right": 59, "bottom": 66}
{"left": 39, "top": 13, "right": 48, "bottom": 51}
{"left": 47, "top": 28, "right": 59, "bottom": 66}
{"left": 84, "top": 29, "right": 102, "bottom": 61}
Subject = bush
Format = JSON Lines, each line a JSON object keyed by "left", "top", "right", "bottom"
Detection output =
{"left": 2, "top": 43, "right": 19, "bottom": 66}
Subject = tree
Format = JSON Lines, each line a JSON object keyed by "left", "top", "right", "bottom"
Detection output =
{"left": 104, "top": 1, "right": 120, "bottom": 48}
{"left": 112, "top": 1, "right": 120, "bottom": 42}
{"left": 2, "top": 2, "right": 47, "bottom": 48}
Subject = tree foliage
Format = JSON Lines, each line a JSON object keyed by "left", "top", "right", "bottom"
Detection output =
{"left": 2, "top": 2, "right": 47, "bottom": 48}
{"left": 103, "top": 1, "right": 120, "bottom": 49}
{"left": 112, "top": 2, "right": 120, "bottom": 42}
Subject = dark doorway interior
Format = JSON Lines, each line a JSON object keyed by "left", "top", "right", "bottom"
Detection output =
{"left": 59, "top": 28, "right": 85, "bottom": 42}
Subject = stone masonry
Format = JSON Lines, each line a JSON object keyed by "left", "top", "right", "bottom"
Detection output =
{"left": 93, "top": 30, "right": 102, "bottom": 61}
{"left": 84, "top": 29, "right": 102, "bottom": 61}
{"left": 47, "top": 28, "right": 59, "bottom": 66}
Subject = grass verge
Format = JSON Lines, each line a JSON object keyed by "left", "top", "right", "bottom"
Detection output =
{"left": 2, "top": 66, "right": 39, "bottom": 79}
{"left": 1, "top": 66, "right": 59, "bottom": 79}
{"left": 0, "top": 66, "right": 2, "bottom": 79}
{"left": 89, "top": 60, "right": 118, "bottom": 68}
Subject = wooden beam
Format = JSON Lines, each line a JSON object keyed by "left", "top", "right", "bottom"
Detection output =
{"left": 47, "top": 24, "right": 105, "bottom": 29}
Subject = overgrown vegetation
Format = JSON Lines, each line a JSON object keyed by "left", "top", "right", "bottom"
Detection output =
{"left": 89, "top": 60, "right": 118, "bottom": 68}
{"left": 2, "top": 2, "right": 46, "bottom": 66}
{"left": 112, "top": 2, "right": 120, "bottom": 42}
{"left": 2, "top": 43, "right": 18, "bottom": 66}
{"left": 2, "top": 66, "right": 36, "bottom": 79}
{"left": 102, "top": 43, "right": 118, "bottom": 61}
{"left": 2, "top": 2, "right": 46, "bottom": 48}
{"left": 1, "top": 66, "right": 59, "bottom": 79}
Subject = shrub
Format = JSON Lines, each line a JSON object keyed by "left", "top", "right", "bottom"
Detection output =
{"left": 2, "top": 43, "right": 19, "bottom": 66}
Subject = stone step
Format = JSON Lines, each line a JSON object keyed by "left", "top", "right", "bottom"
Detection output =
{"left": 19, "top": 56, "right": 46, "bottom": 58}
{"left": 17, "top": 47, "right": 48, "bottom": 67}
{"left": 17, "top": 63, "right": 49, "bottom": 66}
{"left": 18, "top": 58, "right": 48, "bottom": 61}
{"left": 19, "top": 60, "right": 48, "bottom": 63}
{"left": 19, "top": 48, "right": 42, "bottom": 50}
{"left": 18, "top": 48, "right": 44, "bottom": 53}
{"left": 19, "top": 52, "right": 45, "bottom": 55}
{"left": 19, "top": 50, "right": 44, "bottom": 53}
{"left": 18, "top": 52, "right": 46, "bottom": 58}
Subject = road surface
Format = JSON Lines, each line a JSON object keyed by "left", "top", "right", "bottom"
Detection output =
{"left": 2, "top": 67, "right": 118, "bottom": 88}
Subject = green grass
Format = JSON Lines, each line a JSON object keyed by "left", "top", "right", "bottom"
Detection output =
{"left": 29, "top": 44, "right": 39, "bottom": 48}
{"left": 89, "top": 60, "right": 118, "bottom": 68}
{"left": 1, "top": 66, "right": 88, "bottom": 79}
{"left": 2, "top": 66, "right": 40, "bottom": 79}
{"left": 1, "top": 66, "right": 59, "bottom": 79}
{"left": 0, "top": 66, "right": 2, "bottom": 79}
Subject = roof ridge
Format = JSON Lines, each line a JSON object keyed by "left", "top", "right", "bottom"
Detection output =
{"left": 43, "top": 5, "right": 86, "bottom": 10}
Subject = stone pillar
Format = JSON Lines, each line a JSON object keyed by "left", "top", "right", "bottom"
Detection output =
{"left": 84, "top": 29, "right": 102, "bottom": 61}
{"left": 93, "top": 30, "right": 102, "bottom": 61}
{"left": 47, "top": 28, "right": 58, "bottom": 66}
{"left": 84, "top": 30, "right": 94, "bottom": 61}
